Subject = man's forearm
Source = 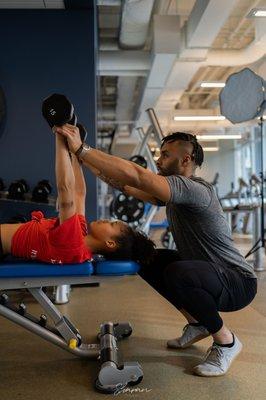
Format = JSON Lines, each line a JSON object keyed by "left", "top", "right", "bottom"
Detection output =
{"left": 124, "top": 186, "right": 159, "bottom": 205}
{"left": 82, "top": 160, "right": 101, "bottom": 177}
{"left": 83, "top": 158, "right": 158, "bottom": 204}
{"left": 80, "top": 148, "right": 142, "bottom": 187}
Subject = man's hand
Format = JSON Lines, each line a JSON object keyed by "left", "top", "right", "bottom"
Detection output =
{"left": 54, "top": 124, "right": 82, "bottom": 154}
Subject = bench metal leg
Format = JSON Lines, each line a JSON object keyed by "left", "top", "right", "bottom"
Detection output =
{"left": 55, "top": 285, "right": 70, "bottom": 304}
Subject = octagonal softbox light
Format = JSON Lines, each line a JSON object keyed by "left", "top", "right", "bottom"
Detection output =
{"left": 219, "top": 68, "right": 266, "bottom": 124}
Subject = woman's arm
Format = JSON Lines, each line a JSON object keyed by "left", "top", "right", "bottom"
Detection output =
{"left": 55, "top": 134, "right": 76, "bottom": 223}
{"left": 71, "top": 155, "right": 86, "bottom": 216}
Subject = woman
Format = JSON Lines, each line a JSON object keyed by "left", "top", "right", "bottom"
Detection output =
{"left": 0, "top": 128, "right": 155, "bottom": 265}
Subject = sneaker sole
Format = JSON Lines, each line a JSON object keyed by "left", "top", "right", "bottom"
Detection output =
{"left": 193, "top": 343, "right": 243, "bottom": 377}
{"left": 167, "top": 333, "right": 210, "bottom": 349}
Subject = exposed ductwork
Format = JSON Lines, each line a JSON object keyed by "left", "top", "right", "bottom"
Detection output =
{"left": 99, "top": 0, "right": 156, "bottom": 150}
{"left": 119, "top": 0, "right": 155, "bottom": 49}
{"left": 98, "top": 51, "right": 150, "bottom": 76}
{"left": 205, "top": 20, "right": 266, "bottom": 67}
{"left": 134, "top": 0, "right": 266, "bottom": 133}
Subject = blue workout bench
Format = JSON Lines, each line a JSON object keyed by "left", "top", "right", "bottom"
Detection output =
{"left": 0, "top": 259, "right": 143, "bottom": 394}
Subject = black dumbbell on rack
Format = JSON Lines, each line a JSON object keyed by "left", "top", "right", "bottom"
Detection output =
{"left": 31, "top": 179, "right": 52, "bottom": 204}
{"left": 7, "top": 179, "right": 30, "bottom": 201}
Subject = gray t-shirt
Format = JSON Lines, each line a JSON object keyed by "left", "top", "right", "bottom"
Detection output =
{"left": 165, "top": 175, "right": 256, "bottom": 279}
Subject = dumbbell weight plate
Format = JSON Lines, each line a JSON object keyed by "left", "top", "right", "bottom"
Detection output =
{"left": 76, "top": 123, "right": 88, "bottom": 143}
{"left": 110, "top": 194, "right": 145, "bottom": 223}
{"left": 38, "top": 180, "right": 52, "bottom": 194}
{"left": 7, "top": 179, "right": 29, "bottom": 200}
{"left": 69, "top": 113, "right": 77, "bottom": 126}
{"left": 31, "top": 180, "right": 52, "bottom": 203}
{"left": 42, "top": 93, "right": 74, "bottom": 127}
{"left": 129, "top": 155, "right": 147, "bottom": 169}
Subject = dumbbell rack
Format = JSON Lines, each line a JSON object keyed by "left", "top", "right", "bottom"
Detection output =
{"left": 0, "top": 190, "right": 56, "bottom": 206}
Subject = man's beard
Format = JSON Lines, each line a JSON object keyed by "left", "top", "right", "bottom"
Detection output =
{"left": 158, "top": 166, "right": 180, "bottom": 176}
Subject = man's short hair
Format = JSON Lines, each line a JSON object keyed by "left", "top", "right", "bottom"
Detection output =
{"left": 161, "top": 132, "right": 204, "bottom": 167}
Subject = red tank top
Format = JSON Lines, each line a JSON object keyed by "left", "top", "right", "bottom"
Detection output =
{"left": 11, "top": 211, "right": 92, "bottom": 264}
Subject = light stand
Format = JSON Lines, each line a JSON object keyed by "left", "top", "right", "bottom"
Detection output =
{"left": 219, "top": 67, "right": 266, "bottom": 266}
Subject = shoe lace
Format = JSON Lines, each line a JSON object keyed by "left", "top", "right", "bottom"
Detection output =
{"left": 182, "top": 324, "right": 197, "bottom": 341}
{"left": 204, "top": 345, "right": 225, "bottom": 367}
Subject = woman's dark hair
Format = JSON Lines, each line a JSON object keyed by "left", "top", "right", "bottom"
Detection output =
{"left": 161, "top": 132, "right": 204, "bottom": 167}
{"left": 102, "top": 225, "right": 156, "bottom": 266}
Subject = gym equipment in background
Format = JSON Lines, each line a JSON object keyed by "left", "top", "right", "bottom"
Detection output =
{"left": 110, "top": 193, "right": 145, "bottom": 224}
{"left": 7, "top": 179, "right": 30, "bottom": 201}
{"left": 210, "top": 172, "right": 219, "bottom": 196}
{"left": 31, "top": 180, "right": 52, "bottom": 203}
{"left": 219, "top": 67, "right": 266, "bottom": 270}
{"left": 129, "top": 154, "right": 148, "bottom": 169}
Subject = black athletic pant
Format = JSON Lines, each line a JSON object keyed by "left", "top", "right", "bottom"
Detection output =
{"left": 139, "top": 249, "right": 257, "bottom": 334}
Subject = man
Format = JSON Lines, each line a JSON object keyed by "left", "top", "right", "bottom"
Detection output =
{"left": 56, "top": 125, "right": 257, "bottom": 377}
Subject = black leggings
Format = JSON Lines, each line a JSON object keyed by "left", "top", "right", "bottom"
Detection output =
{"left": 139, "top": 249, "right": 257, "bottom": 334}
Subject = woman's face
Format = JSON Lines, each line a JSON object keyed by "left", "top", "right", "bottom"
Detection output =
{"left": 89, "top": 219, "right": 127, "bottom": 249}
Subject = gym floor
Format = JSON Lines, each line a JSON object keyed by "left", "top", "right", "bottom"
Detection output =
{"left": 0, "top": 237, "right": 265, "bottom": 400}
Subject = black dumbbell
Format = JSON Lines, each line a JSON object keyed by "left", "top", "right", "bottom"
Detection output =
{"left": 77, "top": 123, "right": 87, "bottom": 143}
{"left": 42, "top": 93, "right": 76, "bottom": 128}
{"left": 7, "top": 179, "right": 29, "bottom": 200}
{"left": 31, "top": 179, "right": 52, "bottom": 203}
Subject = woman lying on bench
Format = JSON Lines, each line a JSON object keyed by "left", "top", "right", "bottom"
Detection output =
{"left": 0, "top": 128, "right": 155, "bottom": 265}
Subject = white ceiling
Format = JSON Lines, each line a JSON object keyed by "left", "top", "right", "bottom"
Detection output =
{"left": 97, "top": 0, "right": 266, "bottom": 156}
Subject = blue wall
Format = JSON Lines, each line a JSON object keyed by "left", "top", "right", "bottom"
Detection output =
{"left": 0, "top": 10, "right": 97, "bottom": 221}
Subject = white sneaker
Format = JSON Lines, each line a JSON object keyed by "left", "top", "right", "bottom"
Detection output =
{"left": 167, "top": 324, "right": 210, "bottom": 349}
{"left": 193, "top": 334, "right": 243, "bottom": 376}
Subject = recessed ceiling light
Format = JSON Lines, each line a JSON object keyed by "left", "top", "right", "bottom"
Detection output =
{"left": 173, "top": 116, "right": 225, "bottom": 121}
{"left": 197, "top": 134, "right": 242, "bottom": 140}
{"left": 200, "top": 82, "right": 225, "bottom": 88}
{"left": 247, "top": 8, "right": 266, "bottom": 18}
{"left": 202, "top": 147, "right": 219, "bottom": 151}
